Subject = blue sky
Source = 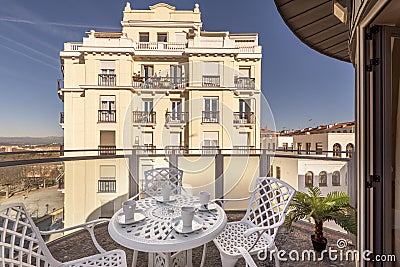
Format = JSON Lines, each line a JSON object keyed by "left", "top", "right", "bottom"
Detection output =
{"left": 0, "top": 0, "right": 354, "bottom": 137}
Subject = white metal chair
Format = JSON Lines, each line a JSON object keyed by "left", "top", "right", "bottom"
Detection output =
{"left": 213, "top": 177, "right": 295, "bottom": 267}
{"left": 0, "top": 203, "right": 127, "bottom": 267}
{"left": 237, "top": 247, "right": 257, "bottom": 267}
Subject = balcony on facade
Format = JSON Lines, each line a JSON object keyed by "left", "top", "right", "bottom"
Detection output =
{"left": 98, "top": 110, "right": 116, "bottom": 123}
{"left": 202, "top": 111, "right": 219, "bottom": 123}
{"left": 233, "top": 112, "right": 255, "bottom": 128}
{"left": 132, "top": 111, "right": 156, "bottom": 128}
{"left": 165, "top": 112, "right": 188, "bottom": 129}
{"left": 59, "top": 112, "right": 64, "bottom": 128}
{"left": 135, "top": 42, "right": 186, "bottom": 51}
{"left": 201, "top": 146, "right": 220, "bottom": 155}
{"left": 98, "top": 145, "right": 116, "bottom": 156}
{"left": 98, "top": 74, "right": 116, "bottom": 87}
{"left": 233, "top": 146, "right": 256, "bottom": 154}
{"left": 98, "top": 179, "right": 116, "bottom": 193}
{"left": 133, "top": 144, "right": 156, "bottom": 154}
{"left": 133, "top": 76, "right": 186, "bottom": 95}
{"left": 202, "top": 76, "right": 220, "bottom": 87}
{"left": 233, "top": 77, "right": 257, "bottom": 95}
{"left": 164, "top": 145, "right": 189, "bottom": 155}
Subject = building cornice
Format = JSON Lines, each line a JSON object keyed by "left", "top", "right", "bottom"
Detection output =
{"left": 121, "top": 21, "right": 200, "bottom": 28}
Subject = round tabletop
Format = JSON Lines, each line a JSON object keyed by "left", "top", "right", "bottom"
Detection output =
{"left": 108, "top": 195, "right": 227, "bottom": 253}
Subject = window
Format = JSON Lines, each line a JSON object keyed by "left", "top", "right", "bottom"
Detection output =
{"left": 98, "top": 165, "right": 116, "bottom": 193}
{"left": 141, "top": 65, "right": 154, "bottom": 79}
{"left": 239, "top": 66, "right": 251, "bottom": 77}
{"left": 305, "top": 171, "right": 313, "bottom": 187}
{"left": 333, "top": 143, "right": 342, "bottom": 157}
{"left": 269, "top": 165, "right": 273, "bottom": 177}
{"left": 202, "top": 131, "right": 219, "bottom": 154}
{"left": 99, "top": 131, "right": 115, "bottom": 155}
{"left": 306, "top": 142, "right": 311, "bottom": 155}
{"left": 203, "top": 62, "right": 220, "bottom": 87}
{"left": 203, "top": 97, "right": 219, "bottom": 123}
{"left": 143, "top": 100, "right": 153, "bottom": 113}
{"left": 99, "top": 61, "right": 116, "bottom": 86}
{"left": 170, "top": 100, "right": 182, "bottom": 120}
{"left": 99, "top": 96, "right": 116, "bottom": 122}
{"left": 319, "top": 171, "right": 327, "bottom": 187}
{"left": 316, "top": 142, "right": 323, "bottom": 155}
{"left": 297, "top": 143, "right": 302, "bottom": 154}
{"left": 139, "top": 32, "right": 149, "bottom": 42}
{"left": 332, "top": 171, "right": 341, "bottom": 186}
{"left": 157, "top": 33, "right": 168, "bottom": 42}
{"left": 276, "top": 166, "right": 281, "bottom": 179}
{"left": 283, "top": 143, "right": 288, "bottom": 151}
{"left": 143, "top": 132, "right": 153, "bottom": 146}
{"left": 346, "top": 143, "right": 354, "bottom": 158}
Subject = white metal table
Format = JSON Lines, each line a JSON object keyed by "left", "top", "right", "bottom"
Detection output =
{"left": 108, "top": 195, "right": 227, "bottom": 267}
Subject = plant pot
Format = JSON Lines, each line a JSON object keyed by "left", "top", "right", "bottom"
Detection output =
{"left": 311, "top": 235, "right": 327, "bottom": 252}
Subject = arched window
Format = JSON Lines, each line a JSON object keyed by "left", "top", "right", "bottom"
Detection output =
{"left": 305, "top": 171, "right": 314, "bottom": 187}
{"left": 332, "top": 171, "right": 341, "bottom": 186}
{"left": 346, "top": 143, "right": 354, "bottom": 158}
{"left": 333, "top": 143, "right": 342, "bottom": 157}
{"left": 319, "top": 171, "right": 327, "bottom": 187}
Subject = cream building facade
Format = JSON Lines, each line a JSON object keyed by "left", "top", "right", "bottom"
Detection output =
{"left": 59, "top": 3, "right": 262, "bottom": 226}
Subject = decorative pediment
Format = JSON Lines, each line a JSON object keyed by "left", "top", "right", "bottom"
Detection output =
{"left": 149, "top": 3, "right": 176, "bottom": 11}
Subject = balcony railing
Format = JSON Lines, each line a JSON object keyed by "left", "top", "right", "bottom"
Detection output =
{"left": 98, "top": 146, "right": 116, "bottom": 156}
{"left": 136, "top": 42, "right": 186, "bottom": 50}
{"left": 233, "top": 112, "right": 255, "bottom": 124}
{"left": 202, "top": 76, "right": 220, "bottom": 87}
{"left": 233, "top": 146, "right": 256, "bottom": 154}
{"left": 132, "top": 111, "right": 156, "bottom": 124}
{"left": 132, "top": 76, "right": 186, "bottom": 89}
{"left": 57, "top": 79, "right": 63, "bottom": 91}
{"left": 164, "top": 146, "right": 189, "bottom": 155}
{"left": 98, "top": 179, "right": 116, "bottom": 193}
{"left": 202, "top": 111, "right": 219, "bottom": 123}
{"left": 60, "top": 112, "right": 64, "bottom": 124}
{"left": 235, "top": 77, "right": 255, "bottom": 89}
{"left": 98, "top": 74, "right": 116, "bottom": 86}
{"left": 165, "top": 112, "right": 188, "bottom": 125}
{"left": 201, "top": 146, "right": 220, "bottom": 155}
{"left": 133, "top": 145, "right": 156, "bottom": 154}
{"left": 98, "top": 110, "right": 116, "bottom": 123}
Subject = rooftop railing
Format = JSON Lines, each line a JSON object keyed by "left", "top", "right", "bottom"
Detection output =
{"left": 136, "top": 42, "right": 186, "bottom": 50}
{"left": 132, "top": 76, "right": 186, "bottom": 90}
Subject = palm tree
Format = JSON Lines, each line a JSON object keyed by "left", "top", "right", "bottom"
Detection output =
{"left": 285, "top": 187, "right": 356, "bottom": 250}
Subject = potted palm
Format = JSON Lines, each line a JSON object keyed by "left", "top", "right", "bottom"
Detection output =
{"left": 285, "top": 187, "right": 357, "bottom": 252}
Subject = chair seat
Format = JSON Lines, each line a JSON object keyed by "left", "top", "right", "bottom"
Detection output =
{"left": 213, "top": 221, "right": 273, "bottom": 257}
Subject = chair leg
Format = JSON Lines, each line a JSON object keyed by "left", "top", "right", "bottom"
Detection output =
{"left": 272, "top": 245, "right": 280, "bottom": 267}
{"left": 199, "top": 244, "right": 207, "bottom": 267}
{"left": 220, "top": 253, "right": 238, "bottom": 267}
{"left": 131, "top": 250, "right": 138, "bottom": 267}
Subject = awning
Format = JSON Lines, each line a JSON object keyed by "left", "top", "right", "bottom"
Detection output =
{"left": 274, "top": 0, "right": 350, "bottom": 63}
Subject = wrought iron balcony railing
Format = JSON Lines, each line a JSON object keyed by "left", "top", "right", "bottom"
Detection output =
{"left": 233, "top": 146, "right": 256, "bottom": 154}
{"left": 164, "top": 146, "right": 189, "bottom": 155}
{"left": 98, "top": 110, "right": 116, "bottom": 123}
{"left": 202, "top": 75, "right": 220, "bottom": 87}
{"left": 98, "top": 74, "right": 116, "bottom": 86}
{"left": 132, "top": 76, "right": 186, "bottom": 89}
{"left": 233, "top": 112, "right": 255, "bottom": 124}
{"left": 98, "top": 179, "right": 116, "bottom": 193}
{"left": 201, "top": 146, "right": 220, "bottom": 155}
{"left": 133, "top": 145, "right": 156, "bottom": 154}
{"left": 60, "top": 112, "right": 64, "bottom": 124}
{"left": 202, "top": 111, "right": 219, "bottom": 123}
{"left": 98, "top": 146, "right": 116, "bottom": 156}
{"left": 235, "top": 77, "right": 255, "bottom": 89}
{"left": 132, "top": 111, "right": 156, "bottom": 124}
{"left": 165, "top": 112, "right": 188, "bottom": 125}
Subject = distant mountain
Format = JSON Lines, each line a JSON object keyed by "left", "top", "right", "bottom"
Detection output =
{"left": 0, "top": 136, "right": 63, "bottom": 145}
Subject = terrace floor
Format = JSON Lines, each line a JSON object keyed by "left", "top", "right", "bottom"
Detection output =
{"left": 48, "top": 212, "right": 356, "bottom": 266}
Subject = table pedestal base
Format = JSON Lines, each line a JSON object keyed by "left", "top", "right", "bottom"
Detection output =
{"left": 148, "top": 250, "right": 192, "bottom": 267}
